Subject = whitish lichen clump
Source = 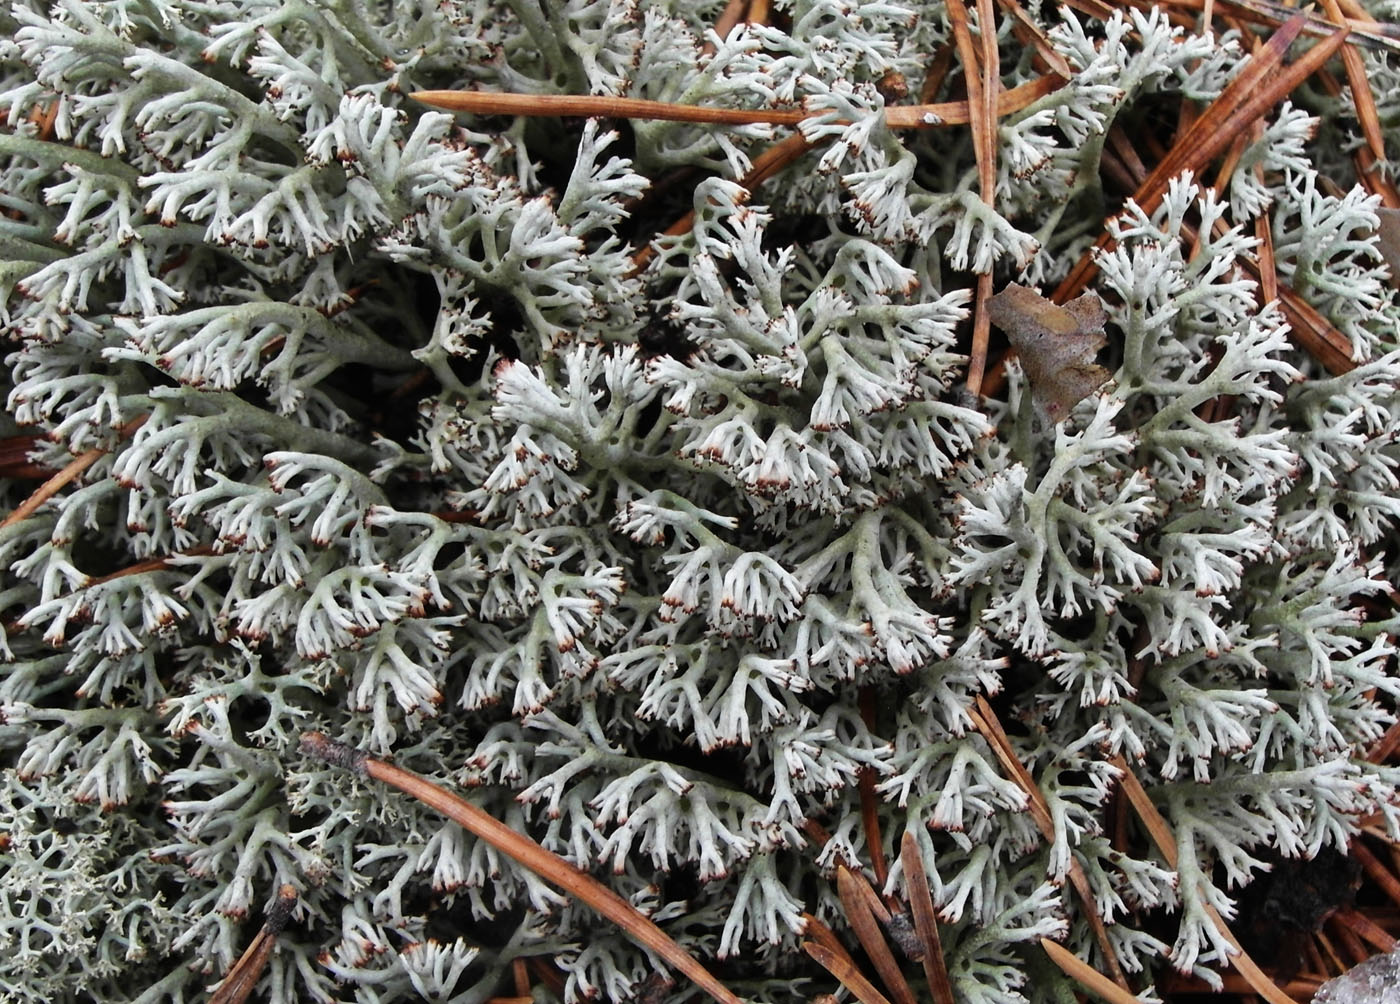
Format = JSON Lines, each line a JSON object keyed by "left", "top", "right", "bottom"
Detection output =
{"left": 2, "top": 1, "right": 1400, "bottom": 1002}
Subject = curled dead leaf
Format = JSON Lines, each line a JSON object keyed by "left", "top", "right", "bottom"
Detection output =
{"left": 986, "top": 283, "right": 1110, "bottom": 423}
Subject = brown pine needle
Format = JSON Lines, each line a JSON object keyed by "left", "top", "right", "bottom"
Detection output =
{"left": 968, "top": 700, "right": 1052, "bottom": 840}
{"left": 1366, "top": 721, "right": 1400, "bottom": 763}
{"left": 417, "top": 76, "right": 1062, "bottom": 133}
{"left": 628, "top": 130, "right": 815, "bottom": 274}
{"left": 1356, "top": 139, "right": 1400, "bottom": 210}
{"left": 1333, "top": 908, "right": 1398, "bottom": 952}
{"left": 1250, "top": 116, "right": 1281, "bottom": 307}
{"left": 885, "top": 75, "right": 1064, "bottom": 127}
{"left": 0, "top": 434, "right": 52, "bottom": 480}
{"left": 944, "top": 0, "right": 996, "bottom": 203}
{"left": 299, "top": 732, "right": 743, "bottom": 1004}
{"left": 995, "top": 0, "right": 1074, "bottom": 79}
{"left": 946, "top": 0, "right": 999, "bottom": 399}
{"left": 527, "top": 957, "right": 566, "bottom": 996}
{"left": 1330, "top": 916, "right": 1374, "bottom": 965}
{"left": 522, "top": 76, "right": 1059, "bottom": 277}
{"left": 0, "top": 415, "right": 148, "bottom": 530}
{"left": 1106, "top": 126, "right": 1151, "bottom": 191}
{"left": 708, "top": 0, "right": 748, "bottom": 49}
{"left": 1125, "top": 11, "right": 1296, "bottom": 202}
{"left": 1112, "top": 758, "right": 1298, "bottom": 1004}
{"left": 412, "top": 91, "right": 809, "bottom": 125}
{"left": 1110, "top": 758, "right": 1179, "bottom": 870}
{"left": 1156, "top": 0, "right": 1400, "bottom": 53}
{"left": 802, "top": 912, "right": 858, "bottom": 962}
{"left": 1267, "top": 281, "right": 1355, "bottom": 372}
{"left": 1163, "top": 971, "right": 1324, "bottom": 997}
{"left": 629, "top": 75, "right": 1062, "bottom": 274}
{"left": 976, "top": 0, "right": 1001, "bottom": 198}
{"left": 26, "top": 101, "right": 58, "bottom": 141}
{"left": 1253, "top": 210, "right": 1279, "bottom": 306}
{"left": 1305, "top": 936, "right": 1336, "bottom": 980}
{"left": 977, "top": 0, "right": 1000, "bottom": 86}
{"left": 1334, "top": 0, "right": 1376, "bottom": 19}
{"left": 899, "top": 832, "right": 956, "bottom": 1004}
{"left": 1058, "top": 0, "right": 1120, "bottom": 23}
{"left": 1040, "top": 938, "right": 1144, "bottom": 1004}
{"left": 1317, "top": 927, "right": 1356, "bottom": 970}
{"left": 857, "top": 770, "right": 889, "bottom": 892}
{"left": 1316, "top": 67, "right": 1400, "bottom": 208}
{"left": 1211, "top": 128, "right": 1253, "bottom": 201}
{"left": 1156, "top": 18, "right": 1347, "bottom": 207}
{"left": 83, "top": 545, "right": 216, "bottom": 590}
{"left": 857, "top": 687, "right": 891, "bottom": 892}
{"left": 968, "top": 272, "right": 995, "bottom": 397}
{"left": 804, "top": 941, "right": 897, "bottom": 1004}
{"left": 919, "top": 44, "right": 957, "bottom": 103}
{"left": 968, "top": 697, "right": 1129, "bottom": 989}
{"left": 1056, "top": 15, "right": 1347, "bottom": 303}
{"left": 1318, "top": 0, "right": 1386, "bottom": 161}
{"left": 208, "top": 885, "right": 299, "bottom": 1004}
{"left": 1056, "top": 11, "right": 1306, "bottom": 304}
{"left": 1351, "top": 840, "right": 1400, "bottom": 910}
{"left": 511, "top": 958, "right": 531, "bottom": 997}
{"left": 836, "top": 867, "right": 918, "bottom": 1004}
{"left": 850, "top": 863, "right": 894, "bottom": 925}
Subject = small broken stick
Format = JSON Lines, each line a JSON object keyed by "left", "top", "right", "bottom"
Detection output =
{"left": 986, "top": 283, "right": 1111, "bottom": 423}
{"left": 208, "top": 885, "right": 299, "bottom": 1004}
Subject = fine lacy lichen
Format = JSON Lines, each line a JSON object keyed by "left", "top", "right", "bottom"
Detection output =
{"left": 2, "top": 1, "right": 1399, "bottom": 1002}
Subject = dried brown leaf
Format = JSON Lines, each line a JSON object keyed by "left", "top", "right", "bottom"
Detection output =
{"left": 986, "top": 284, "right": 1110, "bottom": 422}
{"left": 1375, "top": 208, "right": 1400, "bottom": 286}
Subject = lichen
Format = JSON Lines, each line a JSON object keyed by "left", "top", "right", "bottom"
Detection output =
{"left": 2, "top": 1, "right": 1399, "bottom": 1001}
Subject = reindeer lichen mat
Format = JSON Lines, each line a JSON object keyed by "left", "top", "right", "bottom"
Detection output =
{"left": 2, "top": 1, "right": 1400, "bottom": 1003}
